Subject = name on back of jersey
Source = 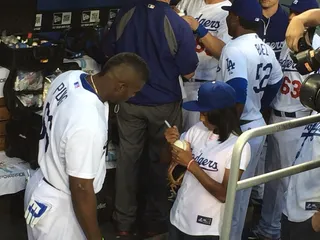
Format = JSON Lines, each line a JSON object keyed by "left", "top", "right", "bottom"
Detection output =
{"left": 53, "top": 82, "right": 68, "bottom": 106}
{"left": 255, "top": 43, "right": 270, "bottom": 56}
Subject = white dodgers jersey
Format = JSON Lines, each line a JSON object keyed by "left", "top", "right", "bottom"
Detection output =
{"left": 271, "top": 34, "right": 320, "bottom": 112}
{"left": 177, "top": 0, "right": 231, "bottom": 80}
{"left": 216, "top": 33, "right": 283, "bottom": 121}
{"left": 284, "top": 119, "right": 320, "bottom": 222}
{"left": 38, "top": 70, "right": 108, "bottom": 195}
{"left": 170, "top": 122, "right": 251, "bottom": 235}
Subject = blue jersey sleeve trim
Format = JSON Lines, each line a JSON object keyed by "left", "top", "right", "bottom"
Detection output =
{"left": 226, "top": 77, "right": 248, "bottom": 104}
{"left": 261, "top": 79, "right": 282, "bottom": 110}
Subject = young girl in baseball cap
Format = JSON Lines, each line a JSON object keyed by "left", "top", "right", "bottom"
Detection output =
{"left": 164, "top": 81, "right": 251, "bottom": 239}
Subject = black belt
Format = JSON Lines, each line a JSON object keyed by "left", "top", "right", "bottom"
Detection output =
{"left": 194, "top": 79, "right": 210, "bottom": 82}
{"left": 273, "top": 109, "right": 296, "bottom": 118}
{"left": 240, "top": 119, "right": 253, "bottom": 126}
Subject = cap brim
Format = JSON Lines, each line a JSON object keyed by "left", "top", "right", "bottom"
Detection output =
{"left": 221, "top": 6, "right": 232, "bottom": 11}
{"left": 182, "top": 101, "right": 212, "bottom": 112}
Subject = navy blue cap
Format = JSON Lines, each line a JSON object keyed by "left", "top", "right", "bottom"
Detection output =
{"left": 221, "top": 0, "right": 262, "bottom": 22}
{"left": 282, "top": 0, "right": 319, "bottom": 14}
{"left": 183, "top": 81, "right": 236, "bottom": 112}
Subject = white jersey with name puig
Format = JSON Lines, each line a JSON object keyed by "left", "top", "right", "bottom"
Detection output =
{"left": 271, "top": 34, "right": 320, "bottom": 112}
{"left": 284, "top": 119, "right": 320, "bottom": 222}
{"left": 170, "top": 122, "right": 251, "bottom": 236}
{"left": 38, "top": 70, "right": 108, "bottom": 195}
{"left": 216, "top": 33, "right": 283, "bottom": 121}
{"left": 177, "top": 0, "right": 231, "bottom": 81}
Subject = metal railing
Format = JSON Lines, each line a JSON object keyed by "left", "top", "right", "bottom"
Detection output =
{"left": 220, "top": 113, "right": 320, "bottom": 240}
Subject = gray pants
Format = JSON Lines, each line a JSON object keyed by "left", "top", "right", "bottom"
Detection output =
{"left": 113, "top": 101, "right": 182, "bottom": 232}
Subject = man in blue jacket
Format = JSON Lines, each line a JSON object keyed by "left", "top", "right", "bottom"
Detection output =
{"left": 103, "top": 0, "right": 198, "bottom": 238}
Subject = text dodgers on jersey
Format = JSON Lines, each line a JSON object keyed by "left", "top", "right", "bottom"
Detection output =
{"left": 176, "top": 0, "right": 231, "bottom": 80}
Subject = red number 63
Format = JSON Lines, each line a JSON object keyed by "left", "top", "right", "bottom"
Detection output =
{"left": 280, "top": 76, "right": 301, "bottom": 99}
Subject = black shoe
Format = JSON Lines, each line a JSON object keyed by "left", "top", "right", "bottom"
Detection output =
{"left": 247, "top": 229, "right": 280, "bottom": 240}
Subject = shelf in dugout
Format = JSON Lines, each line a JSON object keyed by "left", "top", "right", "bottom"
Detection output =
{"left": 34, "top": 7, "right": 121, "bottom": 32}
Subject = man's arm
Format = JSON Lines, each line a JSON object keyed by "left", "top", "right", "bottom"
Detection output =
{"left": 182, "top": 16, "right": 225, "bottom": 59}
{"left": 70, "top": 177, "right": 102, "bottom": 240}
{"left": 286, "top": 9, "right": 320, "bottom": 52}
{"left": 173, "top": 19, "right": 199, "bottom": 79}
{"left": 66, "top": 125, "right": 105, "bottom": 240}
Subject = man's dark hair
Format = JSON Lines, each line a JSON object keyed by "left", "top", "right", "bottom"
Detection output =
{"left": 206, "top": 105, "right": 242, "bottom": 142}
{"left": 100, "top": 52, "right": 149, "bottom": 82}
{"left": 238, "top": 16, "right": 261, "bottom": 33}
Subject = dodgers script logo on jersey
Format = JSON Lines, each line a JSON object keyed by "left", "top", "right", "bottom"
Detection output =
{"left": 265, "top": 41, "right": 284, "bottom": 55}
{"left": 295, "top": 122, "right": 320, "bottom": 161}
{"left": 192, "top": 152, "right": 218, "bottom": 172}
{"left": 195, "top": 14, "right": 220, "bottom": 32}
{"left": 279, "top": 54, "right": 296, "bottom": 71}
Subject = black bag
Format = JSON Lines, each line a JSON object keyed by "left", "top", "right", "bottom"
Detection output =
{"left": 5, "top": 111, "right": 41, "bottom": 170}
{"left": 3, "top": 70, "right": 42, "bottom": 169}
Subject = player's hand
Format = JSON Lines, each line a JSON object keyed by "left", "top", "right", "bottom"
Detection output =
{"left": 164, "top": 126, "right": 180, "bottom": 145}
{"left": 286, "top": 15, "right": 306, "bottom": 52}
{"left": 171, "top": 144, "right": 192, "bottom": 167}
{"left": 312, "top": 211, "right": 320, "bottom": 232}
{"left": 182, "top": 16, "right": 199, "bottom": 31}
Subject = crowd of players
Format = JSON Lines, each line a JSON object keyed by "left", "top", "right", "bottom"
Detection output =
{"left": 22, "top": 0, "right": 320, "bottom": 240}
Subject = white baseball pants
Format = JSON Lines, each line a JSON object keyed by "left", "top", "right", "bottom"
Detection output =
{"left": 255, "top": 110, "right": 310, "bottom": 239}
{"left": 24, "top": 169, "right": 86, "bottom": 240}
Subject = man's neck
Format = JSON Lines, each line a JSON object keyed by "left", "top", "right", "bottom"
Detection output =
{"left": 262, "top": 4, "right": 279, "bottom": 18}
{"left": 205, "top": 0, "right": 224, "bottom": 4}
{"left": 235, "top": 29, "right": 256, "bottom": 38}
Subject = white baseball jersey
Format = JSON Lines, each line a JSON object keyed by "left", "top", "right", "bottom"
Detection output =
{"left": 216, "top": 33, "right": 283, "bottom": 121}
{"left": 38, "top": 70, "right": 108, "bottom": 195}
{"left": 284, "top": 119, "right": 320, "bottom": 222}
{"left": 177, "top": 0, "right": 231, "bottom": 81}
{"left": 271, "top": 34, "right": 320, "bottom": 112}
{"left": 170, "top": 122, "right": 251, "bottom": 236}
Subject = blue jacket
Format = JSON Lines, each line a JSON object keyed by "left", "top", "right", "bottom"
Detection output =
{"left": 258, "top": 5, "right": 288, "bottom": 60}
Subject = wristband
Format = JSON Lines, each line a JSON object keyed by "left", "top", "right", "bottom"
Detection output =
{"left": 187, "top": 159, "right": 195, "bottom": 171}
{"left": 194, "top": 24, "right": 208, "bottom": 38}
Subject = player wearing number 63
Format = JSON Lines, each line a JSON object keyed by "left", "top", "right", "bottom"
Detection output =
{"left": 215, "top": 0, "right": 283, "bottom": 239}
{"left": 23, "top": 53, "right": 148, "bottom": 240}
{"left": 252, "top": 1, "right": 320, "bottom": 239}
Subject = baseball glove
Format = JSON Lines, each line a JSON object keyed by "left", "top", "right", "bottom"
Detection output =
{"left": 167, "top": 161, "right": 186, "bottom": 202}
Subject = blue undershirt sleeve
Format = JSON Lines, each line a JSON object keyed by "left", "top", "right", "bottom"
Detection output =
{"left": 261, "top": 79, "right": 282, "bottom": 110}
{"left": 226, "top": 77, "right": 248, "bottom": 104}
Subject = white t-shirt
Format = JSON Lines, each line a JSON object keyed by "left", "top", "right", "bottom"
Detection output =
{"left": 216, "top": 33, "right": 283, "bottom": 121}
{"left": 271, "top": 34, "right": 320, "bottom": 112}
{"left": 170, "top": 122, "right": 251, "bottom": 236}
{"left": 284, "top": 119, "right": 320, "bottom": 222}
{"left": 38, "top": 70, "right": 108, "bottom": 195}
{"left": 177, "top": 0, "right": 231, "bottom": 81}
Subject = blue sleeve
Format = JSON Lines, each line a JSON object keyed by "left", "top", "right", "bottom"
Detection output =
{"left": 226, "top": 77, "right": 248, "bottom": 104}
{"left": 171, "top": 16, "right": 199, "bottom": 75}
{"left": 261, "top": 79, "right": 282, "bottom": 110}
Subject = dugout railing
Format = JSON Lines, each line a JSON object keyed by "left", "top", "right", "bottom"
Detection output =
{"left": 221, "top": 113, "right": 320, "bottom": 240}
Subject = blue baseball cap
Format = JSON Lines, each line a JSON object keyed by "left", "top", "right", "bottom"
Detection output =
{"left": 221, "top": 0, "right": 262, "bottom": 22}
{"left": 183, "top": 81, "right": 236, "bottom": 112}
{"left": 282, "top": 0, "right": 319, "bottom": 14}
